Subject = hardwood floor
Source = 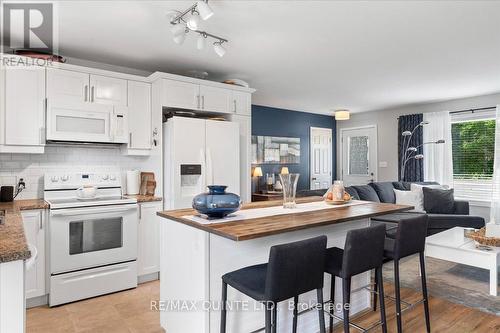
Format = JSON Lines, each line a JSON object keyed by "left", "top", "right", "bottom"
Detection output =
{"left": 26, "top": 280, "right": 500, "bottom": 333}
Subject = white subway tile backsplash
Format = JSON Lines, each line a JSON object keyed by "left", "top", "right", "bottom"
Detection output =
{"left": 0, "top": 146, "right": 160, "bottom": 200}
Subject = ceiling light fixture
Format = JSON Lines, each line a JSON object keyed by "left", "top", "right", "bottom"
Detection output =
{"left": 334, "top": 109, "right": 350, "bottom": 121}
{"left": 196, "top": 1, "right": 214, "bottom": 20}
{"left": 168, "top": 0, "right": 228, "bottom": 57}
{"left": 186, "top": 10, "right": 200, "bottom": 30}
{"left": 213, "top": 41, "right": 226, "bottom": 57}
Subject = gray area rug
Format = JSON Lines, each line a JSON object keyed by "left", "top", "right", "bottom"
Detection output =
{"left": 382, "top": 255, "right": 500, "bottom": 315}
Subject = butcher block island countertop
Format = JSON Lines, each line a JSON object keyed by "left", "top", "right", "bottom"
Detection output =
{"left": 157, "top": 196, "right": 412, "bottom": 241}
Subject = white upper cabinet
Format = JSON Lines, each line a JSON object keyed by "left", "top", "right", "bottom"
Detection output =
{"left": 231, "top": 91, "right": 251, "bottom": 115}
{"left": 90, "top": 74, "right": 127, "bottom": 106}
{"left": 126, "top": 81, "right": 152, "bottom": 152}
{"left": 199, "top": 85, "right": 231, "bottom": 113}
{"left": 47, "top": 68, "right": 88, "bottom": 104}
{"left": 0, "top": 65, "right": 46, "bottom": 152}
{"left": 162, "top": 80, "right": 199, "bottom": 110}
{"left": 48, "top": 68, "right": 127, "bottom": 106}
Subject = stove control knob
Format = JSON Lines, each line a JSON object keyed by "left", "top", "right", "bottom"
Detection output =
{"left": 102, "top": 174, "right": 109, "bottom": 181}
{"left": 61, "top": 175, "right": 69, "bottom": 182}
{"left": 50, "top": 176, "right": 59, "bottom": 183}
{"left": 109, "top": 174, "right": 117, "bottom": 181}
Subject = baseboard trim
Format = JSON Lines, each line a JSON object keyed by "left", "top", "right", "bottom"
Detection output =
{"left": 138, "top": 272, "right": 159, "bottom": 284}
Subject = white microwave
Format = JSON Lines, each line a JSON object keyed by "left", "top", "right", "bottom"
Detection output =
{"left": 46, "top": 101, "right": 128, "bottom": 144}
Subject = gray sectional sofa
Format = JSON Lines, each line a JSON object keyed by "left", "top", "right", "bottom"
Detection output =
{"left": 345, "top": 181, "right": 485, "bottom": 235}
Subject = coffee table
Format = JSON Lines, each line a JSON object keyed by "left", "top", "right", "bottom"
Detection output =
{"left": 425, "top": 227, "right": 499, "bottom": 296}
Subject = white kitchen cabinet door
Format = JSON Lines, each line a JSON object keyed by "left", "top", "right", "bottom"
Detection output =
{"left": 162, "top": 79, "right": 200, "bottom": 110}
{"left": 232, "top": 91, "right": 251, "bottom": 116}
{"left": 205, "top": 120, "right": 240, "bottom": 195}
{"left": 47, "top": 68, "right": 89, "bottom": 104}
{"left": 127, "top": 81, "right": 152, "bottom": 151}
{"left": 138, "top": 202, "right": 162, "bottom": 276}
{"left": 90, "top": 74, "right": 128, "bottom": 106}
{"left": 199, "top": 85, "right": 231, "bottom": 113}
{"left": 231, "top": 115, "right": 251, "bottom": 203}
{"left": 3, "top": 66, "right": 46, "bottom": 147}
{"left": 22, "top": 210, "right": 46, "bottom": 299}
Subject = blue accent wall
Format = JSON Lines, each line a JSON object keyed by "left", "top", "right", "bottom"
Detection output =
{"left": 252, "top": 105, "right": 336, "bottom": 191}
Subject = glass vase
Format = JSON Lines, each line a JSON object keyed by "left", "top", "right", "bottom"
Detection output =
{"left": 279, "top": 173, "right": 299, "bottom": 208}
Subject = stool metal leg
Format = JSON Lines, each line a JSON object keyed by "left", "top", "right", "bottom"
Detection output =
{"left": 265, "top": 305, "right": 272, "bottom": 333}
{"left": 394, "top": 260, "right": 403, "bottom": 333}
{"left": 373, "top": 269, "right": 378, "bottom": 311}
{"left": 342, "top": 277, "right": 351, "bottom": 333}
{"left": 272, "top": 303, "right": 277, "bottom": 333}
{"left": 329, "top": 276, "right": 335, "bottom": 333}
{"left": 376, "top": 267, "right": 388, "bottom": 333}
{"left": 293, "top": 296, "right": 298, "bottom": 333}
{"left": 220, "top": 281, "right": 227, "bottom": 333}
{"left": 317, "top": 288, "right": 326, "bottom": 333}
{"left": 420, "top": 252, "right": 431, "bottom": 333}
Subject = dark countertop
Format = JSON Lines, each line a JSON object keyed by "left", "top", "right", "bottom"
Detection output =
{"left": 157, "top": 197, "right": 412, "bottom": 241}
{"left": 0, "top": 199, "right": 49, "bottom": 263}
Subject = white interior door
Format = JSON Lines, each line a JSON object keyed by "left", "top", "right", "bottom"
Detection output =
{"left": 310, "top": 127, "right": 332, "bottom": 190}
{"left": 341, "top": 126, "right": 377, "bottom": 186}
{"left": 205, "top": 120, "right": 240, "bottom": 195}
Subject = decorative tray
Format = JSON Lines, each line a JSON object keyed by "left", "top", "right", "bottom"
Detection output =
{"left": 465, "top": 227, "right": 500, "bottom": 247}
{"left": 324, "top": 199, "right": 351, "bottom": 205}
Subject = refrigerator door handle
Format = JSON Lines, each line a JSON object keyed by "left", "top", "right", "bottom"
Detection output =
{"left": 200, "top": 148, "right": 206, "bottom": 189}
{"left": 206, "top": 147, "right": 213, "bottom": 186}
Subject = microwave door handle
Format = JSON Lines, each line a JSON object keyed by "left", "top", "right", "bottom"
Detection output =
{"left": 50, "top": 205, "right": 137, "bottom": 217}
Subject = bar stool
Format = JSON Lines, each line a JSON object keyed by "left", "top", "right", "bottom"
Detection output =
{"left": 220, "top": 236, "right": 327, "bottom": 333}
{"left": 373, "top": 215, "right": 430, "bottom": 333}
{"left": 325, "top": 224, "right": 387, "bottom": 333}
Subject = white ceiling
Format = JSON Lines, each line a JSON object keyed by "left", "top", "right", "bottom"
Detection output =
{"left": 55, "top": 0, "right": 500, "bottom": 114}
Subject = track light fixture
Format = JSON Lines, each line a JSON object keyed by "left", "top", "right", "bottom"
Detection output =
{"left": 168, "top": 0, "right": 229, "bottom": 57}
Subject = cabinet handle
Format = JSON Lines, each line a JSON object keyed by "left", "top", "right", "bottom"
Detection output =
{"left": 139, "top": 205, "right": 142, "bottom": 220}
{"left": 39, "top": 214, "right": 42, "bottom": 230}
{"left": 84, "top": 85, "right": 88, "bottom": 102}
{"left": 201, "top": 95, "right": 205, "bottom": 109}
{"left": 129, "top": 133, "right": 132, "bottom": 147}
{"left": 233, "top": 100, "right": 237, "bottom": 113}
{"left": 91, "top": 86, "right": 95, "bottom": 102}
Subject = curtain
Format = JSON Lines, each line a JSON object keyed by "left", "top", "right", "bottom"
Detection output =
{"left": 423, "top": 111, "right": 454, "bottom": 187}
{"left": 490, "top": 105, "right": 500, "bottom": 225}
{"left": 398, "top": 114, "right": 424, "bottom": 182}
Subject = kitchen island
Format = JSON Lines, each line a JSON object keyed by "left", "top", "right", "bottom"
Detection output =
{"left": 157, "top": 197, "right": 411, "bottom": 333}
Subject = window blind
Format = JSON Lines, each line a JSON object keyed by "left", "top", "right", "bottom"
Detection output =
{"left": 451, "top": 112, "right": 495, "bottom": 202}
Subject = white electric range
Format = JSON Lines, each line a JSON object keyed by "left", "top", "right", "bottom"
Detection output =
{"left": 44, "top": 171, "right": 138, "bottom": 306}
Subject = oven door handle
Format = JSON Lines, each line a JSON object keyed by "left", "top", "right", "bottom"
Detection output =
{"left": 50, "top": 205, "right": 137, "bottom": 217}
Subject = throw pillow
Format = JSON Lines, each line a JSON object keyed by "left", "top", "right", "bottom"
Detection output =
{"left": 423, "top": 187, "right": 455, "bottom": 214}
{"left": 394, "top": 189, "right": 425, "bottom": 213}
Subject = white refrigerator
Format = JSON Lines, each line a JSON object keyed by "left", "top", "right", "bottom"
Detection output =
{"left": 163, "top": 116, "right": 240, "bottom": 209}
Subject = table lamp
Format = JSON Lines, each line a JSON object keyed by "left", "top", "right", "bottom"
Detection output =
{"left": 280, "top": 167, "right": 289, "bottom": 175}
{"left": 253, "top": 166, "right": 263, "bottom": 193}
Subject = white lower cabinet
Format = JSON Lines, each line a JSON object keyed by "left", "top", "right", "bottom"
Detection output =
{"left": 21, "top": 210, "right": 46, "bottom": 299}
{"left": 137, "top": 202, "right": 162, "bottom": 277}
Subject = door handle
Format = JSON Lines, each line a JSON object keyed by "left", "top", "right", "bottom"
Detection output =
{"left": 201, "top": 95, "right": 205, "bottom": 109}
{"left": 312, "top": 177, "right": 317, "bottom": 180}
{"left": 233, "top": 100, "right": 237, "bottom": 113}
{"left": 91, "top": 86, "right": 95, "bottom": 102}
{"left": 84, "top": 85, "right": 88, "bottom": 102}
{"left": 129, "top": 132, "right": 132, "bottom": 147}
{"left": 197, "top": 95, "right": 200, "bottom": 109}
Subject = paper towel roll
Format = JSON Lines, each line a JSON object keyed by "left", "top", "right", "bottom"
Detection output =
{"left": 126, "top": 170, "right": 141, "bottom": 195}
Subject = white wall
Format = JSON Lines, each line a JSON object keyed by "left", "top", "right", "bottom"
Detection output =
{"left": 0, "top": 146, "right": 161, "bottom": 200}
{"left": 336, "top": 92, "right": 500, "bottom": 222}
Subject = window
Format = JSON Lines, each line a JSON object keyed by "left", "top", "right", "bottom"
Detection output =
{"left": 451, "top": 110, "right": 496, "bottom": 202}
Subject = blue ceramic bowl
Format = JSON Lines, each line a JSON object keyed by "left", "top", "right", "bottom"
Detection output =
{"left": 192, "top": 185, "right": 242, "bottom": 218}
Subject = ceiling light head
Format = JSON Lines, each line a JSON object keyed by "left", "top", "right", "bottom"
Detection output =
{"left": 213, "top": 41, "right": 226, "bottom": 57}
{"left": 173, "top": 32, "right": 186, "bottom": 45}
{"left": 420, "top": 121, "right": 430, "bottom": 126}
{"left": 196, "top": 1, "right": 214, "bottom": 20}
{"left": 171, "top": 23, "right": 186, "bottom": 37}
{"left": 436, "top": 139, "right": 445, "bottom": 144}
{"left": 407, "top": 147, "right": 417, "bottom": 152}
{"left": 197, "top": 34, "right": 206, "bottom": 50}
{"left": 415, "top": 154, "right": 424, "bottom": 160}
{"left": 187, "top": 10, "right": 200, "bottom": 30}
{"left": 334, "top": 109, "right": 350, "bottom": 121}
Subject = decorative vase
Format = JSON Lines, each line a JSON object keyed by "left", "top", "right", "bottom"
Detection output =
{"left": 192, "top": 185, "right": 242, "bottom": 218}
{"left": 279, "top": 173, "right": 299, "bottom": 208}
{"left": 332, "top": 180, "right": 345, "bottom": 200}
